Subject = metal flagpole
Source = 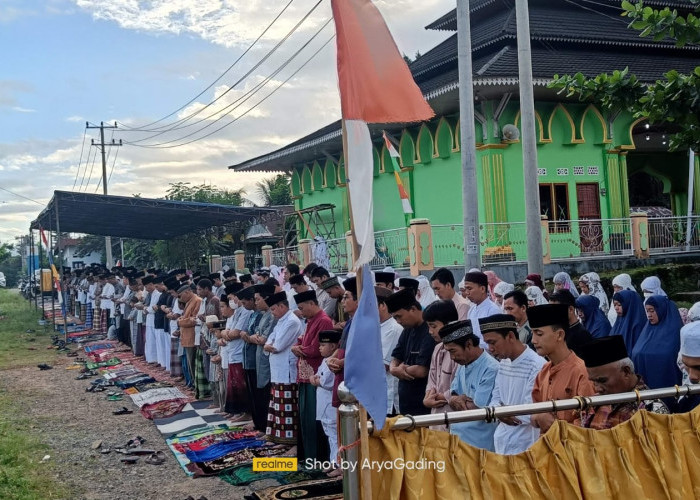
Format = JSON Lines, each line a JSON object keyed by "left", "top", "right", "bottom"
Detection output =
{"left": 685, "top": 149, "right": 696, "bottom": 250}
{"left": 515, "top": 0, "right": 544, "bottom": 275}
{"left": 456, "top": 0, "right": 482, "bottom": 271}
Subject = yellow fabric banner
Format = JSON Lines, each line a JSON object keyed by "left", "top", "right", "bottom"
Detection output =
{"left": 366, "top": 408, "right": 700, "bottom": 499}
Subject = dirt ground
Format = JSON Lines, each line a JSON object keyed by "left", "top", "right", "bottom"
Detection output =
{"left": 0, "top": 354, "right": 280, "bottom": 500}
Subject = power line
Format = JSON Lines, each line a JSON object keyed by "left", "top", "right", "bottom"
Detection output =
{"left": 123, "top": 0, "right": 325, "bottom": 141}
{"left": 0, "top": 186, "right": 43, "bottom": 205}
{"left": 128, "top": 18, "right": 332, "bottom": 148}
{"left": 71, "top": 128, "right": 88, "bottom": 190}
{"left": 82, "top": 145, "right": 98, "bottom": 193}
{"left": 106, "top": 144, "right": 120, "bottom": 187}
{"left": 118, "top": 0, "right": 297, "bottom": 132}
{"left": 129, "top": 34, "right": 335, "bottom": 150}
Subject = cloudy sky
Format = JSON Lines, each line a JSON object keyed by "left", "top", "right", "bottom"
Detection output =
{"left": 0, "top": 0, "right": 453, "bottom": 243}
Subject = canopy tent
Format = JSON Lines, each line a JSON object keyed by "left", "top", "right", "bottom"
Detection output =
{"left": 30, "top": 191, "right": 280, "bottom": 240}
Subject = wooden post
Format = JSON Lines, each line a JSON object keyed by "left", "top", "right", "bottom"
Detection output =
{"left": 407, "top": 218, "right": 434, "bottom": 276}
{"left": 299, "top": 239, "right": 312, "bottom": 267}
{"left": 631, "top": 212, "right": 650, "bottom": 259}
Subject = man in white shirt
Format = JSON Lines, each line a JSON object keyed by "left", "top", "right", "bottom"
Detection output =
{"left": 481, "top": 314, "right": 545, "bottom": 455}
{"left": 100, "top": 274, "right": 116, "bottom": 339}
{"left": 463, "top": 271, "right": 502, "bottom": 343}
{"left": 143, "top": 276, "right": 161, "bottom": 364}
{"left": 376, "top": 286, "right": 403, "bottom": 415}
{"left": 431, "top": 268, "right": 470, "bottom": 320}
{"left": 263, "top": 291, "right": 304, "bottom": 453}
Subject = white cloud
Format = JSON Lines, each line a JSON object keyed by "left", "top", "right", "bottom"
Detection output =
{"left": 11, "top": 106, "right": 36, "bottom": 113}
{"left": 1, "top": 0, "right": 455, "bottom": 242}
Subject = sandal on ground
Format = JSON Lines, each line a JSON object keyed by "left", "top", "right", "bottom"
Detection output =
{"left": 113, "top": 407, "right": 133, "bottom": 415}
{"left": 122, "top": 448, "right": 156, "bottom": 455}
{"left": 126, "top": 436, "right": 146, "bottom": 448}
{"left": 144, "top": 451, "right": 166, "bottom": 465}
{"left": 99, "top": 447, "right": 111, "bottom": 454}
{"left": 120, "top": 456, "right": 138, "bottom": 464}
{"left": 107, "top": 395, "right": 123, "bottom": 401}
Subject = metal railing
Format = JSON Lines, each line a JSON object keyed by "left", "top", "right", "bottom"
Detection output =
{"left": 311, "top": 237, "right": 349, "bottom": 273}
{"left": 548, "top": 218, "right": 633, "bottom": 259}
{"left": 271, "top": 246, "right": 300, "bottom": 267}
{"left": 369, "top": 228, "right": 410, "bottom": 270}
{"left": 648, "top": 216, "right": 700, "bottom": 253}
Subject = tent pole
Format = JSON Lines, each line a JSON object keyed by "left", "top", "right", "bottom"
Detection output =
{"left": 55, "top": 199, "right": 69, "bottom": 343}
{"left": 38, "top": 228, "right": 45, "bottom": 318}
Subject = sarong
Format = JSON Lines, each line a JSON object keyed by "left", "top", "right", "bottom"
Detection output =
{"left": 79, "top": 303, "right": 86, "bottom": 323}
{"left": 170, "top": 337, "right": 182, "bottom": 377}
{"left": 254, "top": 384, "right": 271, "bottom": 433}
{"left": 135, "top": 323, "right": 146, "bottom": 357}
{"left": 226, "top": 363, "right": 249, "bottom": 415}
{"left": 266, "top": 383, "right": 299, "bottom": 444}
{"left": 194, "top": 349, "right": 211, "bottom": 400}
{"left": 299, "top": 382, "right": 319, "bottom": 460}
{"left": 99, "top": 308, "right": 108, "bottom": 334}
{"left": 85, "top": 303, "right": 93, "bottom": 329}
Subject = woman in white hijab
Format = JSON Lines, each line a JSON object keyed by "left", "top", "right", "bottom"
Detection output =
{"left": 416, "top": 275, "right": 438, "bottom": 309}
{"left": 492, "top": 281, "right": 515, "bottom": 308}
{"left": 553, "top": 272, "right": 579, "bottom": 298}
{"left": 608, "top": 273, "right": 636, "bottom": 325}
{"left": 640, "top": 276, "right": 667, "bottom": 303}
{"left": 578, "top": 272, "right": 609, "bottom": 315}
{"left": 525, "top": 286, "right": 548, "bottom": 306}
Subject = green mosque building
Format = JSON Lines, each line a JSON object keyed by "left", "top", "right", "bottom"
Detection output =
{"left": 230, "top": 0, "right": 700, "bottom": 273}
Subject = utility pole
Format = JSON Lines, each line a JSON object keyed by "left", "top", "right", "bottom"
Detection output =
{"left": 456, "top": 0, "right": 481, "bottom": 271}
{"left": 86, "top": 121, "right": 121, "bottom": 268}
{"left": 515, "top": 0, "right": 544, "bottom": 275}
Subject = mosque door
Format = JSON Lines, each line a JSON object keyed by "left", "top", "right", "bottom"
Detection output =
{"left": 576, "top": 183, "right": 603, "bottom": 253}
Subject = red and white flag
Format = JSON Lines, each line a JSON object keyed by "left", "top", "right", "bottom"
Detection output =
{"left": 331, "top": 0, "right": 433, "bottom": 266}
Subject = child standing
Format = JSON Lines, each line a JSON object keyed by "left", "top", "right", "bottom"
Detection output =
{"left": 311, "top": 329, "right": 341, "bottom": 474}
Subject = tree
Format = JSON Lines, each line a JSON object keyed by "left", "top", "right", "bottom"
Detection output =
{"left": 256, "top": 174, "right": 292, "bottom": 206}
{"left": 165, "top": 182, "right": 246, "bottom": 205}
{"left": 0, "top": 241, "right": 21, "bottom": 287}
{"left": 549, "top": 1, "right": 700, "bottom": 152}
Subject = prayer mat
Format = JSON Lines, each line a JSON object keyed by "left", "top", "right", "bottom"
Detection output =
{"left": 85, "top": 358, "right": 121, "bottom": 370}
{"left": 130, "top": 387, "right": 189, "bottom": 408}
{"left": 220, "top": 464, "right": 327, "bottom": 487}
{"left": 166, "top": 425, "right": 243, "bottom": 475}
{"left": 133, "top": 381, "right": 174, "bottom": 392}
{"left": 140, "top": 398, "right": 190, "bottom": 420}
{"left": 154, "top": 401, "right": 237, "bottom": 438}
{"left": 247, "top": 478, "right": 343, "bottom": 500}
{"left": 186, "top": 445, "right": 286, "bottom": 477}
{"left": 123, "top": 387, "right": 140, "bottom": 395}
{"left": 115, "top": 376, "right": 155, "bottom": 389}
{"left": 83, "top": 343, "right": 117, "bottom": 352}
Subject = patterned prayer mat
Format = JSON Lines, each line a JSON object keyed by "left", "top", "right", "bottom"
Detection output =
{"left": 130, "top": 387, "right": 189, "bottom": 408}
{"left": 247, "top": 478, "right": 343, "bottom": 500}
{"left": 154, "top": 400, "right": 235, "bottom": 438}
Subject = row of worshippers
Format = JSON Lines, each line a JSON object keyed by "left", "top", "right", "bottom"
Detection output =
{"left": 375, "top": 279, "right": 700, "bottom": 455}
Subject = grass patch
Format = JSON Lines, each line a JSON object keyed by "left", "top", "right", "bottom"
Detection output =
{"left": 0, "top": 390, "right": 71, "bottom": 500}
{"left": 0, "top": 289, "right": 57, "bottom": 369}
{"left": 0, "top": 289, "right": 70, "bottom": 499}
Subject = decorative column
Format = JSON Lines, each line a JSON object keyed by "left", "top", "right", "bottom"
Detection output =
{"left": 631, "top": 212, "right": 650, "bottom": 259}
{"left": 619, "top": 152, "right": 631, "bottom": 217}
{"left": 540, "top": 216, "right": 551, "bottom": 264}
{"left": 261, "top": 245, "right": 273, "bottom": 268}
{"left": 299, "top": 239, "right": 312, "bottom": 268}
{"left": 606, "top": 150, "right": 623, "bottom": 219}
{"left": 407, "top": 218, "right": 434, "bottom": 276}
{"left": 234, "top": 250, "right": 245, "bottom": 272}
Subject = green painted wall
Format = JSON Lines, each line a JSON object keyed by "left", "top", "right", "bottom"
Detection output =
{"left": 289, "top": 99, "right": 687, "bottom": 263}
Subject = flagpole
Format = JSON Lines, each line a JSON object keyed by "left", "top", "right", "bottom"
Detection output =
{"left": 341, "top": 119, "right": 372, "bottom": 500}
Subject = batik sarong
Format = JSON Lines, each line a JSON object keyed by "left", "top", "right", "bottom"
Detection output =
{"left": 266, "top": 383, "right": 299, "bottom": 444}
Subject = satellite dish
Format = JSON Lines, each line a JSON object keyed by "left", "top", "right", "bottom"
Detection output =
{"left": 502, "top": 124, "right": 520, "bottom": 141}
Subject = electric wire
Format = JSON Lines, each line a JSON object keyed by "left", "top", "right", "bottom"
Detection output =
{"left": 106, "top": 144, "right": 120, "bottom": 187}
{"left": 129, "top": 33, "right": 335, "bottom": 150}
{"left": 81, "top": 144, "right": 98, "bottom": 193}
{"left": 93, "top": 130, "right": 115, "bottom": 193}
{"left": 0, "top": 186, "right": 44, "bottom": 205}
{"left": 126, "top": 18, "right": 332, "bottom": 148}
{"left": 122, "top": 0, "right": 324, "bottom": 140}
{"left": 71, "top": 128, "right": 88, "bottom": 190}
{"left": 117, "top": 0, "right": 297, "bottom": 132}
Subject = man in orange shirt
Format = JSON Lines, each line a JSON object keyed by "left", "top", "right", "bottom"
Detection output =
{"left": 528, "top": 303, "right": 595, "bottom": 433}
{"left": 176, "top": 281, "right": 203, "bottom": 387}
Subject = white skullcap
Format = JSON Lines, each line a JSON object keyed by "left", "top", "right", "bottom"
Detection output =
{"left": 680, "top": 321, "right": 700, "bottom": 357}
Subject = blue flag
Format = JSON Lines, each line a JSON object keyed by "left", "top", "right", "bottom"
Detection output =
{"left": 345, "top": 264, "right": 388, "bottom": 430}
